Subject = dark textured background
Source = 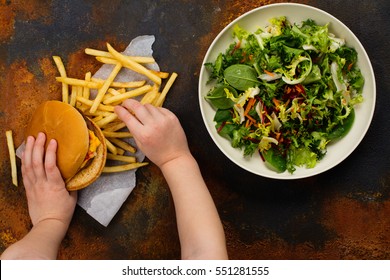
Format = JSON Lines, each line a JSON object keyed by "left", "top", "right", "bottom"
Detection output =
{"left": 1, "top": 0, "right": 389, "bottom": 259}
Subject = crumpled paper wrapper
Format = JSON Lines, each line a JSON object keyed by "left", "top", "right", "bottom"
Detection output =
{"left": 78, "top": 35, "right": 159, "bottom": 226}
{"left": 18, "top": 35, "right": 159, "bottom": 227}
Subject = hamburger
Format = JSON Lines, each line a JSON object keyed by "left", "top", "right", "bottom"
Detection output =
{"left": 25, "top": 100, "right": 107, "bottom": 191}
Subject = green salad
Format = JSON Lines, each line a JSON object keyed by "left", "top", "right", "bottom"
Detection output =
{"left": 204, "top": 16, "right": 364, "bottom": 173}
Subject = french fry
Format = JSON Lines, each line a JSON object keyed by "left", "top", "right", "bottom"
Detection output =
{"left": 104, "top": 89, "right": 126, "bottom": 103}
{"left": 103, "top": 85, "right": 152, "bottom": 105}
{"left": 76, "top": 86, "right": 83, "bottom": 107}
{"left": 106, "top": 153, "right": 136, "bottom": 163}
{"left": 102, "top": 131, "right": 132, "bottom": 138}
{"left": 108, "top": 137, "right": 136, "bottom": 153}
{"left": 95, "top": 56, "right": 157, "bottom": 67}
{"left": 140, "top": 89, "right": 159, "bottom": 105}
{"left": 76, "top": 85, "right": 83, "bottom": 96}
{"left": 83, "top": 72, "right": 91, "bottom": 99}
{"left": 102, "top": 122, "right": 127, "bottom": 132}
{"left": 52, "top": 56, "right": 69, "bottom": 103}
{"left": 102, "top": 162, "right": 148, "bottom": 173}
{"left": 151, "top": 70, "right": 170, "bottom": 79}
{"left": 107, "top": 88, "right": 122, "bottom": 96}
{"left": 102, "top": 93, "right": 114, "bottom": 102}
{"left": 95, "top": 112, "right": 118, "bottom": 127}
{"left": 155, "top": 72, "right": 178, "bottom": 107}
{"left": 99, "top": 79, "right": 146, "bottom": 88}
{"left": 76, "top": 96, "right": 115, "bottom": 112}
{"left": 116, "top": 147, "right": 126, "bottom": 155}
{"left": 85, "top": 48, "right": 155, "bottom": 64}
{"left": 107, "top": 43, "right": 161, "bottom": 85}
{"left": 105, "top": 138, "right": 117, "bottom": 155}
{"left": 77, "top": 104, "right": 90, "bottom": 113}
{"left": 125, "top": 56, "right": 155, "bottom": 64}
{"left": 107, "top": 100, "right": 122, "bottom": 106}
{"left": 83, "top": 110, "right": 112, "bottom": 117}
{"left": 70, "top": 86, "right": 77, "bottom": 107}
{"left": 90, "top": 63, "right": 122, "bottom": 113}
{"left": 95, "top": 56, "right": 118, "bottom": 65}
{"left": 56, "top": 77, "right": 101, "bottom": 89}
{"left": 92, "top": 115, "right": 104, "bottom": 123}
{"left": 85, "top": 48, "right": 112, "bottom": 58}
{"left": 5, "top": 130, "right": 17, "bottom": 186}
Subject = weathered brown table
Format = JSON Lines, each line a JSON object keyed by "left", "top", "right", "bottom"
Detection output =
{"left": 1, "top": 0, "right": 389, "bottom": 259}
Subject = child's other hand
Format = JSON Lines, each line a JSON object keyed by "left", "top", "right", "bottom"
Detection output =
{"left": 21, "top": 133, "right": 77, "bottom": 228}
{"left": 115, "top": 99, "right": 191, "bottom": 168}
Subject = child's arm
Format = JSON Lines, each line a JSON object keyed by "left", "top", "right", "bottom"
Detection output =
{"left": 115, "top": 100, "right": 228, "bottom": 259}
{"left": 160, "top": 154, "right": 228, "bottom": 259}
{"left": 1, "top": 219, "right": 71, "bottom": 260}
{"left": 1, "top": 133, "right": 77, "bottom": 259}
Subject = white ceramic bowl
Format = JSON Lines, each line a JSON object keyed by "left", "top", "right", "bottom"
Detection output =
{"left": 198, "top": 3, "right": 376, "bottom": 179}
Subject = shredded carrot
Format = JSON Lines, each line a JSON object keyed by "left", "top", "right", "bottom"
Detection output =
{"left": 264, "top": 69, "right": 275, "bottom": 76}
{"left": 348, "top": 63, "right": 354, "bottom": 71}
{"left": 272, "top": 98, "right": 280, "bottom": 107}
{"left": 244, "top": 98, "right": 256, "bottom": 115}
{"left": 245, "top": 113, "right": 257, "bottom": 124}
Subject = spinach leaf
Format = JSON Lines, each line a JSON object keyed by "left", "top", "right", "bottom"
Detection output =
{"left": 328, "top": 109, "right": 355, "bottom": 140}
{"left": 224, "top": 64, "right": 260, "bottom": 91}
{"left": 205, "top": 85, "right": 237, "bottom": 109}
{"left": 216, "top": 122, "right": 236, "bottom": 139}
{"left": 262, "top": 148, "right": 287, "bottom": 173}
{"left": 214, "top": 109, "right": 232, "bottom": 123}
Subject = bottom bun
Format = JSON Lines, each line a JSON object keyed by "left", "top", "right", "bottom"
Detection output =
{"left": 66, "top": 117, "right": 107, "bottom": 191}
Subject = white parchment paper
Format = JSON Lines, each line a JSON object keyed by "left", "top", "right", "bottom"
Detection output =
{"left": 78, "top": 35, "right": 159, "bottom": 226}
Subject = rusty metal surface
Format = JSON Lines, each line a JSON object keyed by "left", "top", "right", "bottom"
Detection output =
{"left": 1, "top": 0, "right": 389, "bottom": 259}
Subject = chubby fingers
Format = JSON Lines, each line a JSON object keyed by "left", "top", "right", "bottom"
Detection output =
{"left": 121, "top": 99, "right": 151, "bottom": 123}
{"left": 31, "top": 132, "right": 47, "bottom": 180}
{"left": 22, "top": 135, "right": 36, "bottom": 187}
{"left": 114, "top": 103, "right": 144, "bottom": 133}
{"left": 120, "top": 99, "right": 165, "bottom": 123}
{"left": 44, "top": 139, "right": 64, "bottom": 185}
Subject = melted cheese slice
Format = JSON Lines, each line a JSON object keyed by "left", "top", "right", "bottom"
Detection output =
{"left": 79, "top": 129, "right": 101, "bottom": 169}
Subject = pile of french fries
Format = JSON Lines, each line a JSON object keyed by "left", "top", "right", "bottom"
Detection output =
{"left": 53, "top": 42, "right": 178, "bottom": 173}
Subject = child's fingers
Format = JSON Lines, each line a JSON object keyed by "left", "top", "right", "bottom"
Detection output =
{"left": 44, "top": 139, "right": 63, "bottom": 185}
{"left": 114, "top": 105, "right": 143, "bottom": 133}
{"left": 22, "top": 136, "right": 34, "bottom": 171}
{"left": 21, "top": 136, "right": 36, "bottom": 186}
{"left": 158, "top": 106, "right": 175, "bottom": 117}
{"left": 144, "top": 103, "right": 165, "bottom": 119}
{"left": 31, "top": 132, "right": 47, "bottom": 180}
{"left": 121, "top": 99, "right": 153, "bottom": 125}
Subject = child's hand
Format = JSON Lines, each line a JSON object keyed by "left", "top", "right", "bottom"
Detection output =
{"left": 115, "top": 99, "right": 191, "bottom": 168}
{"left": 21, "top": 133, "right": 77, "bottom": 228}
